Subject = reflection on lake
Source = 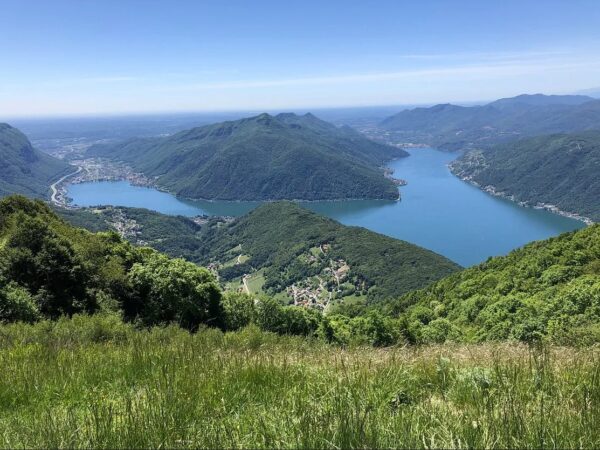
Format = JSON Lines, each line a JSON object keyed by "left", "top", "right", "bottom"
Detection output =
{"left": 67, "top": 148, "right": 585, "bottom": 266}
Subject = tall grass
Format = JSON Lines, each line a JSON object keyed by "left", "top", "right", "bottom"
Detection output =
{"left": 0, "top": 314, "right": 598, "bottom": 448}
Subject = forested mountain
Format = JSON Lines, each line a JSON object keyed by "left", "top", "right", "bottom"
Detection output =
{"left": 380, "top": 225, "right": 600, "bottom": 344}
{"left": 380, "top": 94, "right": 600, "bottom": 150}
{"left": 57, "top": 202, "right": 460, "bottom": 304}
{"left": 87, "top": 113, "right": 407, "bottom": 201}
{"left": 0, "top": 123, "right": 69, "bottom": 198}
{"left": 188, "top": 202, "right": 460, "bottom": 302}
{"left": 450, "top": 131, "right": 600, "bottom": 222}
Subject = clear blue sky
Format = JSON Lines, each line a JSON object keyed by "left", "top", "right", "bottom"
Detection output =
{"left": 1, "top": 0, "right": 600, "bottom": 117}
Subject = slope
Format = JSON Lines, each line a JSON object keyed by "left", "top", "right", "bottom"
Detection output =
{"left": 0, "top": 123, "right": 70, "bottom": 198}
{"left": 195, "top": 202, "right": 460, "bottom": 303}
{"left": 381, "top": 225, "right": 600, "bottom": 344}
{"left": 87, "top": 113, "right": 407, "bottom": 201}
{"left": 380, "top": 94, "right": 600, "bottom": 150}
{"left": 450, "top": 131, "right": 600, "bottom": 222}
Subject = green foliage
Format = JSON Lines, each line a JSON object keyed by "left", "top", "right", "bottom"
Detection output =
{"left": 127, "top": 250, "right": 223, "bottom": 330}
{"left": 195, "top": 202, "right": 460, "bottom": 301}
{"left": 322, "top": 311, "right": 401, "bottom": 346}
{"left": 0, "top": 196, "right": 222, "bottom": 331}
{"left": 383, "top": 225, "right": 600, "bottom": 344}
{"left": 255, "top": 297, "right": 321, "bottom": 336}
{"left": 88, "top": 113, "right": 407, "bottom": 201}
{"left": 0, "top": 281, "right": 39, "bottom": 323}
{"left": 452, "top": 131, "right": 600, "bottom": 221}
{"left": 0, "top": 123, "right": 69, "bottom": 198}
{"left": 221, "top": 292, "right": 256, "bottom": 330}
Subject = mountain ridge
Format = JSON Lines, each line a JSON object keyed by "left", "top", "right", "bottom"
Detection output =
{"left": 380, "top": 94, "right": 600, "bottom": 150}
{"left": 88, "top": 113, "right": 408, "bottom": 201}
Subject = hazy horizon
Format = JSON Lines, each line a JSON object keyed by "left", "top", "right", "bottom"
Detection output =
{"left": 1, "top": 0, "right": 600, "bottom": 118}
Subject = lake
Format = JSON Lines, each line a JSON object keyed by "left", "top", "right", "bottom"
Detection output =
{"left": 67, "top": 148, "right": 585, "bottom": 266}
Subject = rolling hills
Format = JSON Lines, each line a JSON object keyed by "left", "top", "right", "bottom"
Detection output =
{"left": 380, "top": 94, "right": 600, "bottom": 150}
{"left": 87, "top": 113, "right": 408, "bottom": 201}
{"left": 56, "top": 202, "right": 460, "bottom": 304}
{"left": 173, "top": 202, "right": 460, "bottom": 303}
{"left": 0, "top": 123, "right": 70, "bottom": 198}
{"left": 450, "top": 131, "right": 600, "bottom": 222}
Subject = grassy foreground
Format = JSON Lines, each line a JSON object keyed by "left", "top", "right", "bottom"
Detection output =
{"left": 0, "top": 315, "right": 599, "bottom": 449}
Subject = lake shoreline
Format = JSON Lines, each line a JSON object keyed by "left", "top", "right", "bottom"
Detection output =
{"left": 449, "top": 165, "right": 594, "bottom": 226}
{"left": 65, "top": 149, "right": 585, "bottom": 267}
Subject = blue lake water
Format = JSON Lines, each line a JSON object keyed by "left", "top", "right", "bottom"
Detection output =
{"left": 68, "top": 148, "right": 585, "bottom": 266}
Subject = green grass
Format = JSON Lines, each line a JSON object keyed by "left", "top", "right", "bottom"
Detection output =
{"left": 246, "top": 271, "right": 266, "bottom": 293}
{"left": 0, "top": 315, "right": 599, "bottom": 448}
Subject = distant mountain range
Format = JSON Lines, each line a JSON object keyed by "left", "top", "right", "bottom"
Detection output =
{"left": 380, "top": 94, "right": 600, "bottom": 150}
{"left": 0, "top": 123, "right": 69, "bottom": 198}
{"left": 450, "top": 131, "right": 600, "bottom": 222}
{"left": 87, "top": 113, "right": 407, "bottom": 201}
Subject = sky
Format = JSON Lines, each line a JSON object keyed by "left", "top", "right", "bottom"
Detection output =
{"left": 1, "top": 0, "right": 600, "bottom": 117}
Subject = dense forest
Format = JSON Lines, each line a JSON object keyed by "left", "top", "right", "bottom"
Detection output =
{"left": 380, "top": 94, "right": 600, "bottom": 150}
{"left": 87, "top": 113, "right": 407, "bottom": 201}
{"left": 0, "top": 123, "right": 69, "bottom": 198}
{"left": 450, "top": 131, "right": 600, "bottom": 222}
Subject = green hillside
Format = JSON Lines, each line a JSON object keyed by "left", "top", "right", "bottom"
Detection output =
{"left": 2, "top": 318, "right": 599, "bottom": 449}
{"left": 450, "top": 131, "right": 600, "bottom": 222}
{"left": 0, "top": 123, "right": 70, "bottom": 198}
{"left": 381, "top": 225, "right": 600, "bottom": 344}
{"left": 193, "top": 202, "right": 460, "bottom": 303}
{"left": 56, "top": 203, "right": 460, "bottom": 305}
{"left": 87, "top": 113, "right": 407, "bottom": 201}
{"left": 380, "top": 94, "right": 600, "bottom": 150}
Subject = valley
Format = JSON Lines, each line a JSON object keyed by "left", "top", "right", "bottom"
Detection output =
{"left": 65, "top": 147, "right": 584, "bottom": 267}
{"left": 3, "top": 3, "right": 600, "bottom": 448}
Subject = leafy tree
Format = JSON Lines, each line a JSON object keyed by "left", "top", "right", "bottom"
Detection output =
{"left": 222, "top": 292, "right": 256, "bottom": 330}
{"left": 127, "top": 250, "right": 223, "bottom": 330}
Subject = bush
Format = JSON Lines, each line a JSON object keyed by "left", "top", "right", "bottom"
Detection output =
{"left": 127, "top": 250, "right": 224, "bottom": 330}
{"left": 0, "top": 282, "right": 40, "bottom": 323}
{"left": 222, "top": 292, "right": 256, "bottom": 330}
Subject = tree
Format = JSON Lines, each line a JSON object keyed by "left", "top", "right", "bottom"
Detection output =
{"left": 127, "top": 250, "right": 223, "bottom": 330}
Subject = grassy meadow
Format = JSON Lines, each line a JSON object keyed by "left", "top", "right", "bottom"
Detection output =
{"left": 0, "top": 314, "right": 599, "bottom": 449}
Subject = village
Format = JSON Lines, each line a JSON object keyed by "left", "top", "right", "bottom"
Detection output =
{"left": 49, "top": 158, "right": 156, "bottom": 208}
{"left": 223, "top": 242, "right": 358, "bottom": 310}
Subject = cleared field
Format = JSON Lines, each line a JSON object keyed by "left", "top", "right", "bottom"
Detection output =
{"left": 0, "top": 315, "right": 598, "bottom": 448}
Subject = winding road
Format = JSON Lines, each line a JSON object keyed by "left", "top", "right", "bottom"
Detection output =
{"left": 50, "top": 166, "right": 82, "bottom": 205}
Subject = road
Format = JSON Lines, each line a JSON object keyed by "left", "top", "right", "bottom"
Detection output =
{"left": 242, "top": 275, "right": 251, "bottom": 294}
{"left": 50, "top": 166, "right": 82, "bottom": 204}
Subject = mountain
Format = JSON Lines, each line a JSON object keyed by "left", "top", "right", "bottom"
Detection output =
{"left": 0, "top": 123, "right": 70, "bottom": 198}
{"left": 57, "top": 202, "right": 460, "bottom": 304}
{"left": 188, "top": 202, "right": 460, "bottom": 303}
{"left": 87, "top": 113, "right": 408, "bottom": 201}
{"left": 380, "top": 224, "right": 600, "bottom": 344}
{"left": 489, "top": 93, "right": 593, "bottom": 109}
{"left": 450, "top": 131, "right": 600, "bottom": 222}
{"left": 576, "top": 87, "right": 600, "bottom": 98}
{"left": 380, "top": 94, "right": 600, "bottom": 150}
